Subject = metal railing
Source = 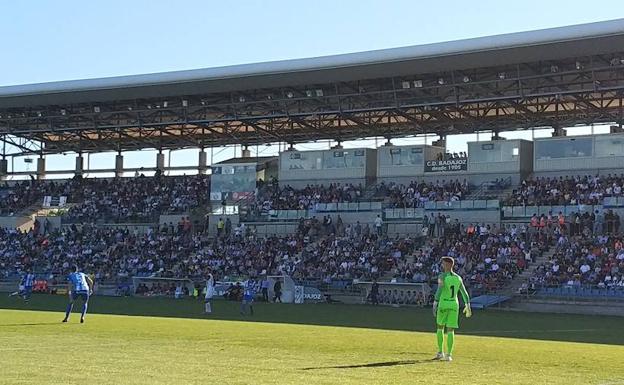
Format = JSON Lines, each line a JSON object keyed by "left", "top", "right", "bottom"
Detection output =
{"left": 262, "top": 201, "right": 384, "bottom": 221}
{"left": 502, "top": 204, "right": 603, "bottom": 218}
{"left": 523, "top": 283, "right": 624, "bottom": 301}
{"left": 603, "top": 197, "right": 624, "bottom": 207}
{"left": 384, "top": 207, "right": 425, "bottom": 220}
{"left": 314, "top": 201, "right": 383, "bottom": 212}
{"left": 423, "top": 199, "right": 500, "bottom": 210}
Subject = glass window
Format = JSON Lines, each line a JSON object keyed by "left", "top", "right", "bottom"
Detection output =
{"left": 470, "top": 141, "right": 520, "bottom": 163}
{"left": 408, "top": 148, "right": 424, "bottom": 165}
{"left": 280, "top": 151, "right": 323, "bottom": 171}
{"left": 535, "top": 137, "right": 593, "bottom": 160}
{"left": 499, "top": 141, "right": 520, "bottom": 161}
{"left": 350, "top": 151, "right": 366, "bottom": 167}
{"left": 595, "top": 136, "right": 624, "bottom": 157}
{"left": 470, "top": 142, "right": 500, "bottom": 163}
{"left": 323, "top": 150, "right": 366, "bottom": 168}
{"left": 211, "top": 164, "right": 257, "bottom": 198}
{"left": 379, "top": 147, "right": 423, "bottom": 166}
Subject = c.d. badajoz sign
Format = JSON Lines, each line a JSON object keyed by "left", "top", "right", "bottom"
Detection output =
{"left": 424, "top": 158, "right": 468, "bottom": 172}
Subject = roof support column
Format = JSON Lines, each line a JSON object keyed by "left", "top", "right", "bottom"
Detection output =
{"left": 156, "top": 150, "right": 165, "bottom": 173}
{"left": 0, "top": 158, "right": 7, "bottom": 180}
{"left": 0, "top": 137, "right": 6, "bottom": 180}
{"left": 198, "top": 150, "right": 207, "bottom": 175}
{"left": 36, "top": 156, "right": 46, "bottom": 180}
{"left": 115, "top": 152, "right": 124, "bottom": 178}
{"left": 75, "top": 153, "right": 84, "bottom": 177}
{"left": 241, "top": 145, "right": 251, "bottom": 158}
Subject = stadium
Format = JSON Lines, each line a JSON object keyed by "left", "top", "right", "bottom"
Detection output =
{"left": 1, "top": 11, "right": 624, "bottom": 385}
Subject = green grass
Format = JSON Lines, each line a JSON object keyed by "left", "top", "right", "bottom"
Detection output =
{"left": 1, "top": 294, "right": 623, "bottom": 385}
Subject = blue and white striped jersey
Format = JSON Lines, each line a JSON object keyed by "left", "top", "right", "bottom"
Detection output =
{"left": 22, "top": 273, "right": 35, "bottom": 287}
{"left": 67, "top": 272, "right": 90, "bottom": 292}
{"left": 243, "top": 281, "right": 256, "bottom": 301}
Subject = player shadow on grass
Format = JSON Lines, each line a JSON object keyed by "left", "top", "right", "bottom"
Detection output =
{"left": 300, "top": 359, "right": 436, "bottom": 370}
{"left": 0, "top": 322, "right": 64, "bottom": 327}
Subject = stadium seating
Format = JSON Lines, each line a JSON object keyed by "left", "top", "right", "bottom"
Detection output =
{"left": 0, "top": 174, "right": 210, "bottom": 222}
{"left": 62, "top": 174, "right": 210, "bottom": 223}
{"left": 0, "top": 224, "right": 409, "bottom": 284}
{"left": 253, "top": 181, "right": 364, "bottom": 211}
{"left": 405, "top": 224, "right": 548, "bottom": 294}
{"left": 505, "top": 174, "right": 624, "bottom": 206}
{"left": 528, "top": 232, "right": 624, "bottom": 295}
{"left": 1, "top": 170, "right": 622, "bottom": 304}
{"left": 373, "top": 179, "right": 470, "bottom": 208}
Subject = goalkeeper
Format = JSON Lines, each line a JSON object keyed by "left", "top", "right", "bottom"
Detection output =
{"left": 432, "top": 256, "right": 471, "bottom": 362}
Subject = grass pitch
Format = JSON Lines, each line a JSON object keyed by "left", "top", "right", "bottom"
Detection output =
{"left": 1, "top": 295, "right": 623, "bottom": 385}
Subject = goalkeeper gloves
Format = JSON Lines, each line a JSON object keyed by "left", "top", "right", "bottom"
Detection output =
{"left": 463, "top": 304, "right": 472, "bottom": 318}
{"left": 432, "top": 301, "right": 438, "bottom": 317}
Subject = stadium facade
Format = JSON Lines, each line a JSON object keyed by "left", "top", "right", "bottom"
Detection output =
{"left": 0, "top": 19, "right": 623, "bottom": 179}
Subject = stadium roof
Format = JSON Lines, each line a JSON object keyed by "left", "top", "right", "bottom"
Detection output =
{"left": 2, "top": 18, "right": 624, "bottom": 108}
{"left": 214, "top": 156, "right": 277, "bottom": 165}
{"left": 1, "top": 19, "right": 624, "bottom": 156}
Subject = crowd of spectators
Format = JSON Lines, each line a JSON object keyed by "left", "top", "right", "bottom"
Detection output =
{"left": 387, "top": 223, "right": 549, "bottom": 293}
{"left": 7, "top": 171, "right": 624, "bottom": 298}
{"left": 0, "top": 174, "right": 210, "bottom": 222}
{"left": 63, "top": 174, "right": 210, "bottom": 223}
{"left": 0, "top": 219, "right": 405, "bottom": 285}
{"left": 374, "top": 179, "right": 470, "bottom": 208}
{"left": 0, "top": 178, "right": 79, "bottom": 216}
{"left": 1, "top": 199, "right": 559, "bottom": 299}
{"left": 526, "top": 210, "right": 621, "bottom": 237}
{"left": 528, "top": 233, "right": 624, "bottom": 290}
{"left": 134, "top": 282, "right": 190, "bottom": 297}
{"left": 253, "top": 180, "right": 363, "bottom": 212}
{"left": 505, "top": 174, "right": 624, "bottom": 206}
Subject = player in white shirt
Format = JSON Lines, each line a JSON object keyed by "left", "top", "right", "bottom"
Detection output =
{"left": 204, "top": 271, "right": 215, "bottom": 314}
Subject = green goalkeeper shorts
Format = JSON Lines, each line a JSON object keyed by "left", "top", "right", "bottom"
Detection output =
{"left": 436, "top": 307, "right": 459, "bottom": 329}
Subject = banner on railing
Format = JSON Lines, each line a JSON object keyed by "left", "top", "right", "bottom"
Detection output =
{"left": 294, "top": 285, "right": 304, "bottom": 304}
{"left": 210, "top": 191, "right": 254, "bottom": 201}
{"left": 42, "top": 196, "right": 67, "bottom": 208}
{"left": 424, "top": 158, "right": 468, "bottom": 172}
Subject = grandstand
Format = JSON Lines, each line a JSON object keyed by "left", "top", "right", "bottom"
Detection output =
{"left": 1, "top": 19, "right": 624, "bottom": 315}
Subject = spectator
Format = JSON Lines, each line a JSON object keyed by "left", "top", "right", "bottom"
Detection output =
{"left": 374, "top": 215, "right": 383, "bottom": 236}
{"left": 374, "top": 179, "right": 470, "bottom": 208}
{"left": 273, "top": 280, "right": 282, "bottom": 303}
{"left": 505, "top": 174, "right": 624, "bottom": 206}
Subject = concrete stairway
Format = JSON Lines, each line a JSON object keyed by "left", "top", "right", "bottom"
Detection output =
{"left": 498, "top": 248, "right": 555, "bottom": 296}
{"left": 379, "top": 255, "right": 416, "bottom": 282}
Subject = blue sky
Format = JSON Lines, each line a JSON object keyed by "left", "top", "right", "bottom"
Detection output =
{"left": 1, "top": 0, "right": 623, "bottom": 177}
